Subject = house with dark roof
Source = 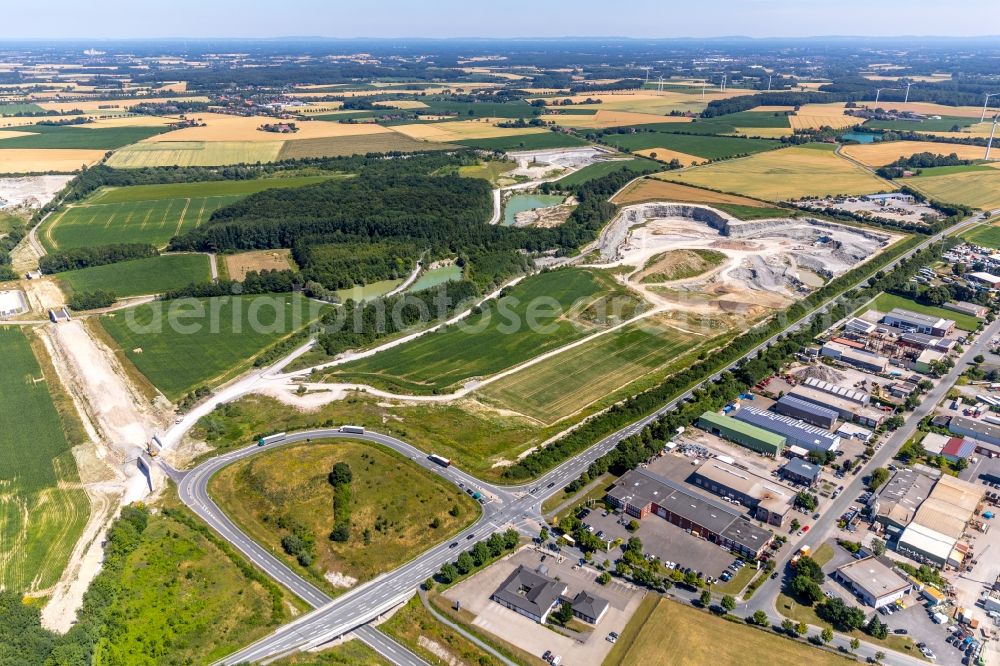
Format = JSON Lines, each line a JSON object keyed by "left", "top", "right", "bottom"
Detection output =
{"left": 779, "top": 458, "right": 822, "bottom": 486}
{"left": 569, "top": 590, "right": 609, "bottom": 624}
{"left": 491, "top": 565, "right": 566, "bottom": 623}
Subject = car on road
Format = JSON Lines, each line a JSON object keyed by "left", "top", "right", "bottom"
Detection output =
{"left": 466, "top": 533, "right": 475, "bottom": 540}
{"left": 542, "top": 650, "right": 552, "bottom": 662}
{"left": 812, "top": 513, "right": 821, "bottom": 519}
{"left": 893, "top": 628, "right": 908, "bottom": 634}
{"left": 449, "top": 542, "right": 459, "bottom": 548}
{"left": 606, "top": 632, "right": 619, "bottom": 643}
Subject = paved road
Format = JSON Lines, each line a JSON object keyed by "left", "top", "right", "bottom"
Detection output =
{"left": 174, "top": 210, "right": 995, "bottom": 664}
{"left": 353, "top": 626, "right": 430, "bottom": 666}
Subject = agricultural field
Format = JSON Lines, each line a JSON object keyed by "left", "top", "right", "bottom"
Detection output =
{"left": 603, "top": 131, "right": 782, "bottom": 160}
{"left": 56, "top": 254, "right": 211, "bottom": 299}
{"left": 453, "top": 131, "right": 589, "bottom": 151}
{"left": 869, "top": 293, "right": 981, "bottom": 332}
{"left": 635, "top": 147, "right": 706, "bottom": 166}
{"left": 605, "top": 597, "right": 853, "bottom": 666}
{"left": 0, "top": 148, "right": 106, "bottom": 173}
{"left": 555, "top": 157, "right": 662, "bottom": 186}
{"left": 100, "top": 293, "right": 325, "bottom": 400}
{"left": 43, "top": 175, "right": 336, "bottom": 250}
{"left": 94, "top": 491, "right": 306, "bottom": 664}
{"left": 549, "top": 109, "right": 694, "bottom": 129}
{"left": 142, "top": 113, "right": 393, "bottom": 143}
{"left": 961, "top": 220, "right": 1000, "bottom": 249}
{"left": 0, "top": 327, "right": 89, "bottom": 593}
{"left": 392, "top": 119, "right": 549, "bottom": 142}
{"left": 0, "top": 123, "right": 166, "bottom": 149}
{"left": 277, "top": 133, "right": 457, "bottom": 159}
{"left": 480, "top": 316, "right": 699, "bottom": 423}
{"left": 0, "top": 102, "right": 44, "bottom": 115}
{"left": 787, "top": 103, "right": 856, "bottom": 130}
{"left": 209, "top": 441, "right": 478, "bottom": 595}
{"left": 660, "top": 144, "right": 891, "bottom": 201}
{"left": 863, "top": 116, "right": 978, "bottom": 133}
{"left": 669, "top": 111, "right": 792, "bottom": 136}
{"left": 612, "top": 178, "right": 769, "bottom": 207}
{"left": 415, "top": 99, "right": 537, "bottom": 118}
{"left": 105, "top": 141, "right": 284, "bottom": 168}
{"left": 840, "top": 140, "right": 991, "bottom": 167}
{"left": 327, "top": 268, "right": 644, "bottom": 394}
{"left": 906, "top": 168, "right": 1000, "bottom": 210}
{"left": 223, "top": 249, "right": 294, "bottom": 281}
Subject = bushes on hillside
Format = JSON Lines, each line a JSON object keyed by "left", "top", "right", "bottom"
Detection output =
{"left": 40, "top": 243, "right": 157, "bottom": 274}
{"left": 68, "top": 290, "right": 116, "bottom": 311}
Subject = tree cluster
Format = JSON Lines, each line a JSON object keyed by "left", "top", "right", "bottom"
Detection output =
{"left": 40, "top": 243, "right": 157, "bottom": 274}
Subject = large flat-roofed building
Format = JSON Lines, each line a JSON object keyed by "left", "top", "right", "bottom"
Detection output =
{"left": 968, "top": 272, "right": 1000, "bottom": 289}
{"left": 607, "top": 468, "right": 773, "bottom": 558}
{"left": 779, "top": 458, "right": 822, "bottom": 486}
{"left": 835, "top": 557, "right": 912, "bottom": 608}
{"left": 873, "top": 467, "right": 937, "bottom": 537}
{"left": 845, "top": 317, "right": 877, "bottom": 335}
{"left": 697, "top": 411, "right": 785, "bottom": 457}
{"left": 690, "top": 460, "right": 792, "bottom": 527}
{"left": 774, "top": 394, "right": 838, "bottom": 429}
{"left": 491, "top": 565, "right": 566, "bottom": 623}
{"left": 949, "top": 415, "right": 1000, "bottom": 447}
{"left": 792, "top": 381, "right": 885, "bottom": 429}
{"left": 801, "top": 377, "right": 870, "bottom": 406}
{"left": 821, "top": 341, "right": 890, "bottom": 374}
{"left": 732, "top": 406, "right": 841, "bottom": 454}
{"left": 943, "top": 301, "right": 987, "bottom": 318}
{"left": 897, "top": 331, "right": 956, "bottom": 353}
{"left": 897, "top": 522, "right": 960, "bottom": 568}
{"left": 882, "top": 308, "right": 956, "bottom": 337}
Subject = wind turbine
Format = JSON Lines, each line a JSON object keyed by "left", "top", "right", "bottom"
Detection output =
{"left": 986, "top": 114, "right": 1000, "bottom": 161}
{"left": 874, "top": 87, "right": 898, "bottom": 107}
{"left": 657, "top": 76, "right": 665, "bottom": 94}
{"left": 767, "top": 74, "right": 772, "bottom": 92}
{"left": 720, "top": 73, "right": 727, "bottom": 91}
{"left": 982, "top": 93, "right": 1000, "bottom": 122}
{"left": 903, "top": 81, "right": 912, "bottom": 103}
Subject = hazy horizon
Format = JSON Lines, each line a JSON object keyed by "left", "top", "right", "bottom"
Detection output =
{"left": 2, "top": 0, "right": 998, "bottom": 40}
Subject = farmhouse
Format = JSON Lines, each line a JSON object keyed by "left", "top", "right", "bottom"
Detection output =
{"left": 732, "top": 405, "right": 841, "bottom": 454}
{"left": 779, "top": 458, "right": 821, "bottom": 486}
{"left": 821, "top": 341, "right": 890, "bottom": 374}
{"left": 774, "top": 394, "right": 838, "bottom": 429}
{"left": 835, "top": 557, "right": 912, "bottom": 608}
{"left": 607, "top": 468, "right": 774, "bottom": 558}
{"left": 882, "top": 308, "right": 955, "bottom": 337}
{"left": 697, "top": 410, "right": 785, "bottom": 457}
{"left": 690, "top": 460, "right": 792, "bottom": 527}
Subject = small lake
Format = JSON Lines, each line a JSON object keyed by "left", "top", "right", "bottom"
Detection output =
{"left": 334, "top": 278, "right": 401, "bottom": 303}
{"left": 408, "top": 264, "right": 463, "bottom": 292}
{"left": 839, "top": 132, "right": 880, "bottom": 144}
{"left": 502, "top": 194, "right": 564, "bottom": 226}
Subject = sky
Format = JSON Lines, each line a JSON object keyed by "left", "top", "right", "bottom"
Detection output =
{"left": 1, "top": 0, "right": 997, "bottom": 39}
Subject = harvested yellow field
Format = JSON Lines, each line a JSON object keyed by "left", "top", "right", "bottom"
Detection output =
{"left": 612, "top": 178, "right": 767, "bottom": 207}
{"left": 0, "top": 114, "right": 103, "bottom": 128}
{"left": 391, "top": 119, "right": 548, "bottom": 142}
{"left": 75, "top": 114, "right": 180, "bottom": 128}
{"left": 223, "top": 249, "right": 293, "bottom": 280}
{"left": 372, "top": 100, "right": 427, "bottom": 109}
{"left": 153, "top": 81, "right": 188, "bottom": 93}
{"left": 105, "top": 141, "right": 284, "bottom": 168}
{"left": 145, "top": 114, "right": 393, "bottom": 143}
{"left": 841, "top": 140, "right": 991, "bottom": 167}
{"left": 908, "top": 170, "right": 1000, "bottom": 210}
{"left": 869, "top": 101, "right": 986, "bottom": 118}
{"left": 788, "top": 103, "right": 856, "bottom": 130}
{"left": 551, "top": 110, "right": 692, "bottom": 129}
{"left": 732, "top": 126, "right": 793, "bottom": 138}
{"left": 460, "top": 67, "right": 530, "bottom": 80}
{"left": 754, "top": 105, "right": 796, "bottom": 112}
{"left": 661, "top": 145, "right": 891, "bottom": 201}
{"left": 0, "top": 130, "right": 35, "bottom": 140}
{"left": 634, "top": 147, "right": 707, "bottom": 166}
{"left": 921, "top": 122, "right": 997, "bottom": 139}
{"left": 864, "top": 73, "right": 951, "bottom": 83}
{"left": 0, "top": 148, "right": 106, "bottom": 173}
{"left": 35, "top": 96, "right": 209, "bottom": 113}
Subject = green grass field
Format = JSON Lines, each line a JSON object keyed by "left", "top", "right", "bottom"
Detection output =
{"left": 603, "top": 132, "right": 782, "bottom": 159}
{"left": 0, "top": 124, "right": 166, "bottom": 149}
{"left": 43, "top": 175, "right": 336, "bottom": 250}
{"left": 863, "top": 116, "right": 977, "bottom": 132}
{"left": 57, "top": 254, "right": 211, "bottom": 298}
{"left": 105, "top": 141, "right": 285, "bottom": 168}
{"left": 381, "top": 596, "right": 504, "bottom": 666}
{"left": 907, "top": 168, "right": 1000, "bottom": 209}
{"left": 454, "top": 132, "right": 589, "bottom": 151}
{"left": 417, "top": 99, "right": 538, "bottom": 119}
{"left": 94, "top": 490, "right": 305, "bottom": 664}
{"left": 209, "top": 440, "right": 478, "bottom": 595}
{"left": 962, "top": 221, "right": 1000, "bottom": 249}
{"left": 869, "top": 293, "right": 981, "bottom": 332}
{"left": 0, "top": 103, "right": 44, "bottom": 115}
{"left": 328, "top": 268, "right": 641, "bottom": 393}
{"left": 100, "top": 293, "right": 324, "bottom": 399}
{"left": 481, "top": 317, "right": 698, "bottom": 423}
{"left": 277, "top": 134, "right": 457, "bottom": 159}
{"left": 0, "top": 328, "right": 89, "bottom": 593}
{"left": 606, "top": 597, "right": 856, "bottom": 666}
{"left": 556, "top": 157, "right": 662, "bottom": 187}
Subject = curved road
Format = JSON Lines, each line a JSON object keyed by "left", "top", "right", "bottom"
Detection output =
{"left": 164, "top": 208, "right": 995, "bottom": 664}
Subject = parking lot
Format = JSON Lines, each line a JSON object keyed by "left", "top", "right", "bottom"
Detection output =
{"left": 443, "top": 547, "right": 645, "bottom": 666}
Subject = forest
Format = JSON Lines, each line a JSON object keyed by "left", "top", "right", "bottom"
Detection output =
{"left": 39, "top": 243, "right": 158, "bottom": 274}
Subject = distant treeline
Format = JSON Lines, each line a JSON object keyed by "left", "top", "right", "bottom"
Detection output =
{"left": 875, "top": 152, "right": 970, "bottom": 179}
{"left": 39, "top": 243, "right": 157, "bottom": 274}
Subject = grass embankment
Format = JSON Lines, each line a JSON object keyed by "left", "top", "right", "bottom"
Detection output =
{"left": 208, "top": 440, "right": 478, "bottom": 596}
{"left": 607, "top": 596, "right": 857, "bottom": 666}
{"left": 92, "top": 489, "right": 309, "bottom": 663}
{"left": 381, "top": 595, "right": 508, "bottom": 666}
{"left": 869, "top": 292, "right": 980, "bottom": 331}
{"left": 775, "top": 594, "right": 919, "bottom": 656}
{"left": 268, "top": 641, "right": 390, "bottom": 665}
{"left": 962, "top": 221, "right": 1000, "bottom": 249}
{"left": 0, "top": 327, "right": 89, "bottom": 593}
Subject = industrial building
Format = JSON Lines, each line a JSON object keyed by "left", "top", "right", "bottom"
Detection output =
{"left": 844, "top": 317, "right": 877, "bottom": 335}
{"left": 882, "top": 308, "right": 956, "bottom": 337}
{"left": 949, "top": 415, "right": 1000, "bottom": 447}
{"left": 607, "top": 469, "right": 774, "bottom": 558}
{"left": 968, "top": 272, "right": 1000, "bottom": 289}
{"left": 801, "top": 376, "right": 870, "bottom": 406}
{"left": 835, "top": 557, "right": 912, "bottom": 608}
{"left": 779, "top": 458, "right": 821, "bottom": 486}
{"left": 491, "top": 565, "right": 566, "bottom": 623}
{"left": 791, "top": 382, "right": 885, "bottom": 428}
{"left": 920, "top": 432, "right": 951, "bottom": 457}
{"left": 943, "top": 301, "right": 988, "bottom": 318}
{"left": 774, "top": 394, "right": 838, "bottom": 429}
{"left": 873, "top": 466, "right": 938, "bottom": 537}
{"left": 821, "top": 341, "right": 890, "bottom": 374}
{"left": 835, "top": 422, "right": 873, "bottom": 443}
{"left": 732, "top": 406, "right": 841, "bottom": 454}
{"left": 914, "top": 349, "right": 946, "bottom": 374}
{"left": 697, "top": 411, "right": 785, "bottom": 457}
{"left": 897, "top": 331, "right": 956, "bottom": 353}
{"left": 940, "top": 437, "right": 976, "bottom": 463}
{"left": 690, "top": 460, "right": 792, "bottom": 527}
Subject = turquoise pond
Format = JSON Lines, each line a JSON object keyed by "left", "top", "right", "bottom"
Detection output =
{"left": 839, "top": 133, "right": 880, "bottom": 144}
{"left": 502, "top": 194, "right": 564, "bottom": 226}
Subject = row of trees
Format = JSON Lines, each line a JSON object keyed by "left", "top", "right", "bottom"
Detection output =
{"left": 875, "top": 151, "right": 971, "bottom": 179}
{"left": 39, "top": 243, "right": 157, "bottom": 274}
{"left": 431, "top": 529, "right": 520, "bottom": 586}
